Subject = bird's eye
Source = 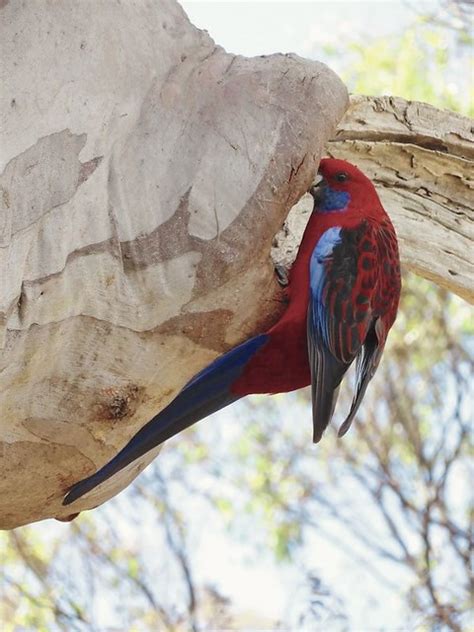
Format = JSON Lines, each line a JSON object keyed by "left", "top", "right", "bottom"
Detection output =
{"left": 334, "top": 172, "right": 349, "bottom": 182}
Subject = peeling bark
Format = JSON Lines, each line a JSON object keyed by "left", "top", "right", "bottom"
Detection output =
{"left": 332, "top": 96, "right": 473, "bottom": 302}
{"left": 274, "top": 96, "right": 473, "bottom": 303}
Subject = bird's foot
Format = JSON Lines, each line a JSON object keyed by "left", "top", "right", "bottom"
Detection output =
{"left": 275, "top": 264, "right": 289, "bottom": 287}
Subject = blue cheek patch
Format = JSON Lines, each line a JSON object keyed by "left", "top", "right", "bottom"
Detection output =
{"left": 318, "top": 187, "right": 350, "bottom": 212}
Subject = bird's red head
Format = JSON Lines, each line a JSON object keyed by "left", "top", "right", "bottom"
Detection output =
{"left": 311, "top": 158, "right": 385, "bottom": 219}
{"left": 318, "top": 158, "right": 370, "bottom": 188}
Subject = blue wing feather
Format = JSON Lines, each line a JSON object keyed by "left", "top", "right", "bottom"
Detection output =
{"left": 308, "top": 222, "right": 388, "bottom": 442}
{"left": 307, "top": 227, "right": 348, "bottom": 442}
{"left": 309, "top": 226, "right": 342, "bottom": 349}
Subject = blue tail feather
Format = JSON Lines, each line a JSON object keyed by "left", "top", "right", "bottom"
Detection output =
{"left": 63, "top": 334, "right": 269, "bottom": 505}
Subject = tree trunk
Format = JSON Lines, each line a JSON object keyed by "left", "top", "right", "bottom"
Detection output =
{"left": 1, "top": 2, "right": 472, "bottom": 529}
{"left": 0, "top": 0, "right": 347, "bottom": 527}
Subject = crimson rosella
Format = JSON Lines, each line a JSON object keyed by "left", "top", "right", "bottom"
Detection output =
{"left": 63, "top": 158, "right": 401, "bottom": 506}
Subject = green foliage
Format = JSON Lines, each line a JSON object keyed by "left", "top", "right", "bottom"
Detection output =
{"left": 335, "top": 19, "right": 472, "bottom": 116}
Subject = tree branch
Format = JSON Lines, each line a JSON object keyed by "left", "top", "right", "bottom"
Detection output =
{"left": 330, "top": 95, "right": 473, "bottom": 303}
{"left": 273, "top": 95, "right": 473, "bottom": 303}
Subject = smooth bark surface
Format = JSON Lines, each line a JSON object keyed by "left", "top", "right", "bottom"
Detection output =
{"left": 0, "top": 0, "right": 347, "bottom": 527}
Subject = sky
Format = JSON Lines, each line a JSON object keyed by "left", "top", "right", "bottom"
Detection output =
{"left": 182, "top": 399, "right": 413, "bottom": 628}
{"left": 181, "top": 1, "right": 427, "bottom": 60}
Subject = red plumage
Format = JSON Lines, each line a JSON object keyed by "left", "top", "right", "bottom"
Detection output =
{"left": 233, "top": 158, "right": 401, "bottom": 440}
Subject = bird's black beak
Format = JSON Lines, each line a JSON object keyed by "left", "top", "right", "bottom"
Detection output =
{"left": 309, "top": 173, "right": 327, "bottom": 206}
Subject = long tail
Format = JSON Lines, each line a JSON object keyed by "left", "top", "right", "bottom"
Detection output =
{"left": 63, "top": 334, "right": 269, "bottom": 505}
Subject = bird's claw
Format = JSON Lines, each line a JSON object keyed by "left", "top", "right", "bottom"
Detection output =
{"left": 275, "top": 264, "right": 289, "bottom": 287}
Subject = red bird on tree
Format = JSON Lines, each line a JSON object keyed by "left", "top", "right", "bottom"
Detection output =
{"left": 64, "top": 158, "right": 401, "bottom": 506}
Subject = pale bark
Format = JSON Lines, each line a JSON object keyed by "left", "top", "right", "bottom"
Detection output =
{"left": 0, "top": 0, "right": 347, "bottom": 527}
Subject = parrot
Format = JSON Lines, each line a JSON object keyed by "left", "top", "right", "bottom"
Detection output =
{"left": 63, "top": 158, "right": 401, "bottom": 506}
